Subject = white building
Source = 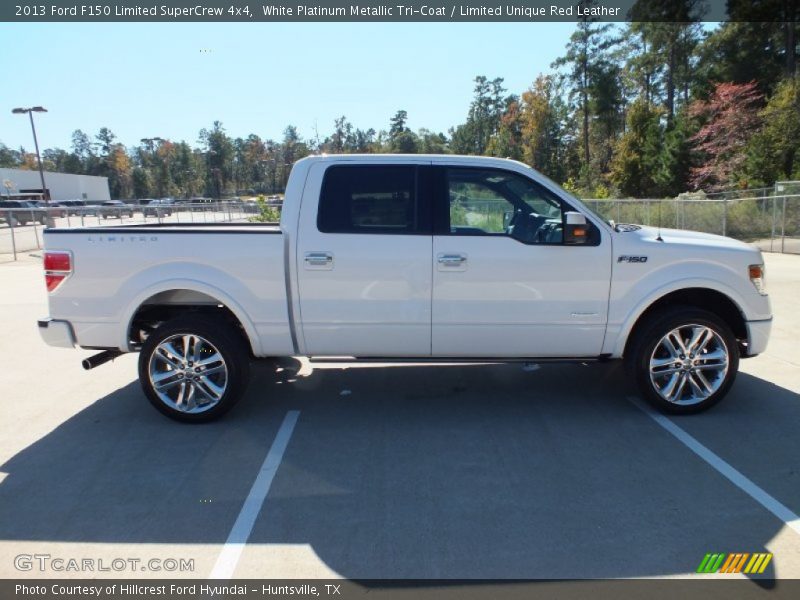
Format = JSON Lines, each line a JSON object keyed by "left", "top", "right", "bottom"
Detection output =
{"left": 0, "top": 168, "right": 110, "bottom": 202}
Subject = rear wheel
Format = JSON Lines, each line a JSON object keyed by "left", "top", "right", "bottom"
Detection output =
{"left": 629, "top": 307, "right": 739, "bottom": 414}
{"left": 138, "top": 315, "right": 251, "bottom": 422}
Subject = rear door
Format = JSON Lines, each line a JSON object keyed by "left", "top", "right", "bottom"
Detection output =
{"left": 296, "top": 161, "right": 433, "bottom": 356}
{"left": 431, "top": 166, "right": 612, "bottom": 357}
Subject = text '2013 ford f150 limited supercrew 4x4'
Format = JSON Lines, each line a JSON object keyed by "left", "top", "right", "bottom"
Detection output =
{"left": 38, "top": 155, "right": 772, "bottom": 422}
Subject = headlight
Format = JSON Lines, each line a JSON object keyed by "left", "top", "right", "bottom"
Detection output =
{"left": 749, "top": 264, "right": 767, "bottom": 295}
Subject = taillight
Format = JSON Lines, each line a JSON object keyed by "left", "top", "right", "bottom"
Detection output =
{"left": 44, "top": 251, "right": 72, "bottom": 292}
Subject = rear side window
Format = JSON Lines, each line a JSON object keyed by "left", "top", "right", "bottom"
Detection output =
{"left": 318, "top": 165, "right": 418, "bottom": 234}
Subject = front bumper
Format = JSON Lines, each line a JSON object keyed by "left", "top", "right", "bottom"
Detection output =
{"left": 38, "top": 318, "right": 76, "bottom": 348}
{"left": 745, "top": 318, "right": 772, "bottom": 356}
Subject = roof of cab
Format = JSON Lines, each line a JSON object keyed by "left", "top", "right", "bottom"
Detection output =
{"left": 297, "top": 153, "right": 531, "bottom": 170}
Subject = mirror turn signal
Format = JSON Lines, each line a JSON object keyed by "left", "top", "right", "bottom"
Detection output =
{"left": 565, "top": 211, "right": 589, "bottom": 244}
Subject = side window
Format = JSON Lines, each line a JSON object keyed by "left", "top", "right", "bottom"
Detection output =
{"left": 447, "top": 168, "right": 566, "bottom": 244}
{"left": 318, "top": 165, "right": 418, "bottom": 234}
{"left": 449, "top": 178, "right": 510, "bottom": 234}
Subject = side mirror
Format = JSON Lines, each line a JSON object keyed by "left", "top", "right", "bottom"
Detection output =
{"left": 564, "top": 211, "right": 589, "bottom": 244}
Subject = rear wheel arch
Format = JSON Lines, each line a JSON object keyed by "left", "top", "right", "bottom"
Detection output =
{"left": 125, "top": 286, "right": 258, "bottom": 357}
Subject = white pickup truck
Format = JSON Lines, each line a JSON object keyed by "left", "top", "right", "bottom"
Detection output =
{"left": 38, "top": 155, "right": 772, "bottom": 422}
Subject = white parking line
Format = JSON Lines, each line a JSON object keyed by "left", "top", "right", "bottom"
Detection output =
{"left": 628, "top": 396, "right": 800, "bottom": 537}
{"left": 209, "top": 410, "right": 300, "bottom": 579}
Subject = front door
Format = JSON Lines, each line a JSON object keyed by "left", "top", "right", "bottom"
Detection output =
{"left": 431, "top": 166, "right": 612, "bottom": 357}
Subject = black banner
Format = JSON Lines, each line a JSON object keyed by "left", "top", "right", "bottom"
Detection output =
{"left": 3, "top": 0, "right": 798, "bottom": 23}
{"left": 4, "top": 580, "right": 800, "bottom": 600}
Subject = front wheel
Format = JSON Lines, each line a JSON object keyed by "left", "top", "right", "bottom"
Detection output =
{"left": 138, "top": 315, "right": 251, "bottom": 422}
{"left": 630, "top": 307, "right": 739, "bottom": 414}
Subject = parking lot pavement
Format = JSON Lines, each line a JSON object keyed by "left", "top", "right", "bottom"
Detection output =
{"left": 0, "top": 253, "right": 798, "bottom": 580}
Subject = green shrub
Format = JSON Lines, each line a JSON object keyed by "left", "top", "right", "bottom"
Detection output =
{"left": 250, "top": 196, "right": 281, "bottom": 223}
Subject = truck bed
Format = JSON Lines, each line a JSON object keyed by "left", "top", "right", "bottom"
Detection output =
{"left": 43, "top": 223, "right": 293, "bottom": 357}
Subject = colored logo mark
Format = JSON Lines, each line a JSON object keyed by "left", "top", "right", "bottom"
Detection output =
{"left": 697, "top": 553, "right": 773, "bottom": 574}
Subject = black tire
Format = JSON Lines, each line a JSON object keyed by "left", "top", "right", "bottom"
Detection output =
{"left": 628, "top": 306, "right": 739, "bottom": 414}
{"left": 138, "top": 315, "right": 251, "bottom": 423}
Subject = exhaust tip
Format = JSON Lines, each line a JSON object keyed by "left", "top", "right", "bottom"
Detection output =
{"left": 82, "top": 350, "right": 122, "bottom": 370}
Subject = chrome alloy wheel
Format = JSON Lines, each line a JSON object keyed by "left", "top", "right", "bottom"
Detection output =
{"left": 148, "top": 333, "right": 228, "bottom": 414}
{"left": 649, "top": 324, "right": 729, "bottom": 406}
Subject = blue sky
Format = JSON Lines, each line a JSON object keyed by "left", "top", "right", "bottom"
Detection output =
{"left": 2, "top": 22, "right": 583, "bottom": 151}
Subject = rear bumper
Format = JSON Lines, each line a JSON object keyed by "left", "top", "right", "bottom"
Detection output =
{"left": 745, "top": 318, "right": 772, "bottom": 356}
{"left": 38, "top": 318, "right": 75, "bottom": 348}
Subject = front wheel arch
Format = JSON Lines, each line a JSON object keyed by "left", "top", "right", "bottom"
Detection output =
{"left": 623, "top": 288, "right": 748, "bottom": 361}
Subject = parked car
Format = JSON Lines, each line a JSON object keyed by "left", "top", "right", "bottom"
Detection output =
{"left": 179, "top": 197, "right": 215, "bottom": 211}
{"left": 32, "top": 201, "right": 68, "bottom": 218}
{"left": 240, "top": 201, "right": 260, "bottom": 214}
{"left": 143, "top": 198, "right": 174, "bottom": 217}
{"left": 83, "top": 202, "right": 103, "bottom": 217}
{"left": 59, "top": 200, "right": 82, "bottom": 216}
{"left": 0, "top": 200, "right": 47, "bottom": 226}
{"left": 60, "top": 200, "right": 99, "bottom": 217}
{"left": 99, "top": 200, "right": 134, "bottom": 219}
{"left": 38, "top": 155, "right": 772, "bottom": 422}
{"left": 128, "top": 199, "right": 150, "bottom": 213}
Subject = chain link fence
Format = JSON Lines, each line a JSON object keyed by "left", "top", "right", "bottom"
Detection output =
{"left": 0, "top": 201, "right": 256, "bottom": 261}
{"left": 583, "top": 192, "right": 800, "bottom": 255}
{"left": 4, "top": 189, "right": 799, "bottom": 261}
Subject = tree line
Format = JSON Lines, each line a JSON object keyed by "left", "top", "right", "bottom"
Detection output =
{"left": 1, "top": 9, "right": 798, "bottom": 200}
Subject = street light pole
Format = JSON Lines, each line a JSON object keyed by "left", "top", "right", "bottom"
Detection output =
{"left": 12, "top": 106, "right": 49, "bottom": 204}
{"left": 12, "top": 106, "right": 54, "bottom": 228}
{"left": 27, "top": 111, "right": 48, "bottom": 203}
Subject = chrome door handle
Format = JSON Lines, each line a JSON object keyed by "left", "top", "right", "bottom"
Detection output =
{"left": 304, "top": 252, "right": 333, "bottom": 267}
{"left": 438, "top": 254, "right": 467, "bottom": 266}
